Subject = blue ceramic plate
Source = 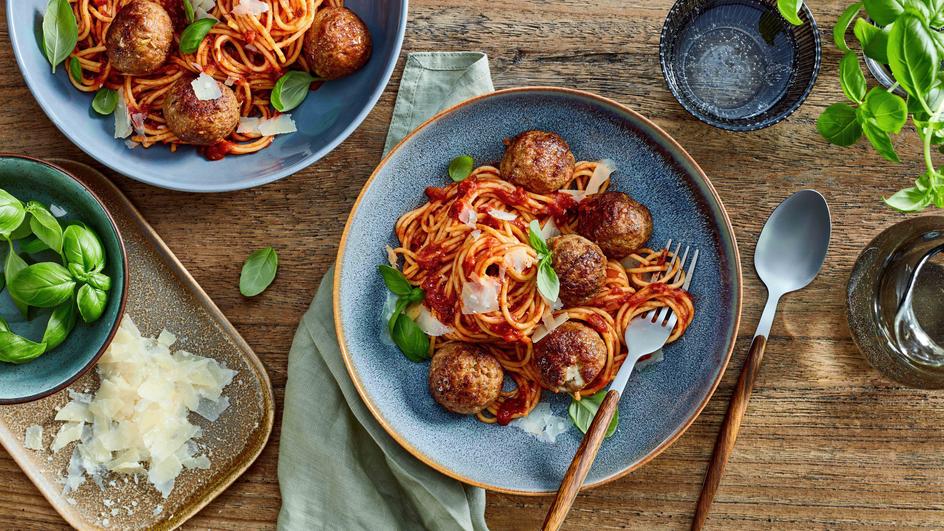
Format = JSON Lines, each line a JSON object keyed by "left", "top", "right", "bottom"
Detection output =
{"left": 7, "top": 1, "right": 407, "bottom": 192}
{"left": 0, "top": 156, "right": 127, "bottom": 404}
{"left": 335, "top": 88, "right": 742, "bottom": 494}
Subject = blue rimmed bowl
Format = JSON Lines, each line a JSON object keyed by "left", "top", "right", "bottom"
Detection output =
{"left": 334, "top": 87, "right": 743, "bottom": 494}
{"left": 6, "top": 0, "right": 407, "bottom": 192}
{"left": 0, "top": 156, "right": 128, "bottom": 404}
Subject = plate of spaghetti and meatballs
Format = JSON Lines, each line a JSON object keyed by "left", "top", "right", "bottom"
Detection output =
{"left": 335, "top": 87, "right": 742, "bottom": 494}
{"left": 8, "top": 0, "right": 406, "bottom": 191}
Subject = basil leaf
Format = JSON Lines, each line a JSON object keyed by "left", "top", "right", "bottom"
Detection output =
{"left": 9, "top": 262, "right": 76, "bottom": 308}
{"left": 4, "top": 240, "right": 29, "bottom": 317}
{"left": 0, "top": 317, "right": 8, "bottom": 333}
{"left": 854, "top": 19, "right": 890, "bottom": 64}
{"left": 183, "top": 0, "right": 195, "bottom": 23}
{"left": 239, "top": 247, "right": 278, "bottom": 297}
{"left": 388, "top": 297, "right": 409, "bottom": 336}
{"left": 527, "top": 220, "right": 549, "bottom": 256}
{"left": 885, "top": 185, "right": 932, "bottom": 210}
{"left": 406, "top": 287, "right": 425, "bottom": 303}
{"left": 92, "top": 88, "right": 119, "bottom": 116}
{"left": 888, "top": 14, "right": 938, "bottom": 99}
{"left": 0, "top": 189, "right": 26, "bottom": 237}
{"left": 391, "top": 313, "right": 430, "bottom": 362}
{"left": 26, "top": 201, "right": 63, "bottom": 254}
{"left": 87, "top": 272, "right": 111, "bottom": 292}
{"left": 840, "top": 52, "right": 867, "bottom": 104}
{"left": 448, "top": 155, "right": 474, "bottom": 182}
{"left": 179, "top": 18, "right": 216, "bottom": 55}
{"left": 62, "top": 224, "right": 105, "bottom": 274}
{"left": 68, "top": 56, "right": 81, "bottom": 81}
{"left": 864, "top": 87, "right": 908, "bottom": 132}
{"left": 41, "top": 0, "right": 78, "bottom": 73}
{"left": 42, "top": 297, "right": 77, "bottom": 350}
{"left": 864, "top": 0, "right": 904, "bottom": 26}
{"left": 776, "top": 0, "right": 803, "bottom": 25}
{"left": 9, "top": 214, "right": 32, "bottom": 240}
{"left": 271, "top": 71, "right": 316, "bottom": 112}
{"left": 378, "top": 264, "right": 413, "bottom": 297}
{"left": 568, "top": 391, "right": 619, "bottom": 438}
{"left": 0, "top": 329, "right": 47, "bottom": 364}
{"left": 76, "top": 284, "right": 107, "bottom": 323}
{"left": 817, "top": 103, "right": 864, "bottom": 146}
{"left": 863, "top": 120, "right": 901, "bottom": 162}
{"left": 835, "top": 3, "right": 864, "bottom": 52}
{"left": 537, "top": 257, "right": 560, "bottom": 303}
{"left": 20, "top": 237, "right": 51, "bottom": 255}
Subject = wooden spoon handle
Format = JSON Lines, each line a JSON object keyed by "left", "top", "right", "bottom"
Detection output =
{"left": 691, "top": 335, "right": 768, "bottom": 531}
{"left": 542, "top": 389, "right": 620, "bottom": 531}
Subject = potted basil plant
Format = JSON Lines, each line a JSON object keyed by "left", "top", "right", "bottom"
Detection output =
{"left": 819, "top": 0, "right": 944, "bottom": 212}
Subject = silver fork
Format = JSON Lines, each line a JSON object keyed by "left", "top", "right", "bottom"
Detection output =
{"left": 542, "top": 242, "right": 699, "bottom": 531}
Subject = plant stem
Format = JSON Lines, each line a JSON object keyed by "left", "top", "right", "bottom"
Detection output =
{"left": 887, "top": 82, "right": 900, "bottom": 93}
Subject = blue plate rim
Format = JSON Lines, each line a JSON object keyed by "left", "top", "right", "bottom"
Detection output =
{"left": 0, "top": 154, "right": 129, "bottom": 404}
{"left": 6, "top": 0, "right": 409, "bottom": 193}
{"left": 333, "top": 86, "right": 743, "bottom": 495}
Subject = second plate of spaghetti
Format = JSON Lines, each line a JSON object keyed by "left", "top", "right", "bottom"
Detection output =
{"left": 336, "top": 87, "right": 742, "bottom": 494}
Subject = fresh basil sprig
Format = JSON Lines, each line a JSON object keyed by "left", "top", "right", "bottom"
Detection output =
{"left": 378, "top": 264, "right": 429, "bottom": 362}
{"left": 42, "top": 298, "right": 77, "bottom": 350}
{"left": 527, "top": 220, "right": 560, "bottom": 303}
{"left": 179, "top": 18, "right": 216, "bottom": 55}
{"left": 240, "top": 247, "right": 278, "bottom": 297}
{"left": 448, "top": 155, "right": 474, "bottom": 182}
{"left": 776, "top": 0, "right": 804, "bottom": 26}
{"left": 92, "top": 89, "right": 119, "bottom": 116}
{"left": 9, "top": 262, "right": 76, "bottom": 308}
{"left": 26, "top": 202, "right": 63, "bottom": 255}
{"left": 76, "top": 284, "right": 107, "bottom": 323}
{"left": 271, "top": 71, "right": 318, "bottom": 112}
{"left": 62, "top": 224, "right": 105, "bottom": 275}
{"left": 0, "top": 189, "right": 26, "bottom": 238}
{"left": 183, "top": 0, "right": 195, "bottom": 23}
{"left": 4, "top": 239, "right": 29, "bottom": 317}
{"left": 0, "top": 317, "right": 47, "bottom": 365}
{"left": 41, "top": 0, "right": 78, "bottom": 73}
{"left": 568, "top": 390, "right": 619, "bottom": 437}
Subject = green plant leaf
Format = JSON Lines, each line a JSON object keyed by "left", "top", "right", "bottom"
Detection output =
{"left": 4, "top": 240, "right": 28, "bottom": 317}
{"left": 92, "top": 88, "right": 119, "bottom": 116}
{"left": 568, "top": 391, "right": 619, "bottom": 438}
{"left": 854, "top": 18, "right": 890, "bottom": 63}
{"left": 9, "top": 262, "right": 76, "bottom": 308}
{"left": 448, "top": 155, "right": 474, "bottom": 182}
{"left": 527, "top": 220, "right": 549, "bottom": 256}
{"left": 864, "top": 87, "right": 908, "bottom": 132}
{"left": 817, "top": 103, "right": 864, "bottom": 146}
{"left": 87, "top": 272, "right": 111, "bottom": 292}
{"left": 68, "top": 56, "right": 81, "bottom": 81}
{"left": 840, "top": 52, "right": 868, "bottom": 103}
{"left": 179, "top": 18, "right": 216, "bottom": 55}
{"left": 884, "top": 185, "right": 932, "bottom": 210}
{"left": 271, "top": 70, "right": 317, "bottom": 112}
{"left": 0, "top": 189, "right": 26, "bottom": 238}
{"left": 388, "top": 297, "right": 409, "bottom": 336}
{"left": 42, "top": 297, "right": 77, "bottom": 350}
{"left": 888, "top": 14, "right": 938, "bottom": 99}
{"left": 62, "top": 224, "right": 105, "bottom": 273}
{"left": 835, "top": 3, "right": 864, "bottom": 52}
{"left": 76, "top": 283, "right": 107, "bottom": 323}
{"left": 777, "top": 0, "right": 804, "bottom": 25}
{"left": 378, "top": 264, "right": 413, "bottom": 297}
{"left": 41, "top": 0, "right": 78, "bottom": 73}
{"left": 26, "top": 201, "right": 63, "bottom": 254}
{"left": 19, "top": 237, "right": 51, "bottom": 255}
{"left": 391, "top": 313, "right": 430, "bottom": 362}
{"left": 864, "top": 0, "right": 904, "bottom": 26}
{"left": 182, "top": 0, "right": 195, "bottom": 23}
{"left": 0, "top": 329, "right": 46, "bottom": 364}
{"left": 537, "top": 257, "right": 560, "bottom": 303}
{"left": 863, "top": 120, "right": 901, "bottom": 161}
{"left": 239, "top": 247, "right": 278, "bottom": 297}
{"left": 9, "top": 214, "right": 32, "bottom": 240}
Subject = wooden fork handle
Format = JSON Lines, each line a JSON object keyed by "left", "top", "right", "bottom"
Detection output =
{"left": 543, "top": 389, "right": 620, "bottom": 531}
{"left": 691, "top": 335, "right": 768, "bottom": 531}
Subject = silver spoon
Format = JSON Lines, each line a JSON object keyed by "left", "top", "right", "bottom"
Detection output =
{"left": 692, "top": 190, "right": 831, "bottom": 530}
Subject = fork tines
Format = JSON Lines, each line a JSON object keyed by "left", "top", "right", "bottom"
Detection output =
{"left": 646, "top": 242, "right": 699, "bottom": 325}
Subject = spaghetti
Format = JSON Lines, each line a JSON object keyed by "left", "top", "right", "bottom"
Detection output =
{"left": 65, "top": 0, "right": 341, "bottom": 157}
{"left": 389, "top": 161, "right": 696, "bottom": 425}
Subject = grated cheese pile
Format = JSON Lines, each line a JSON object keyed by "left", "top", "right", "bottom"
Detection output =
{"left": 510, "top": 402, "right": 570, "bottom": 443}
{"left": 51, "top": 316, "right": 235, "bottom": 498}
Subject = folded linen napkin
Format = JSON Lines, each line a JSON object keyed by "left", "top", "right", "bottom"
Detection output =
{"left": 277, "top": 52, "right": 494, "bottom": 531}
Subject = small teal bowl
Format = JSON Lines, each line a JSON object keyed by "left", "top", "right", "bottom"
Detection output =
{"left": 0, "top": 156, "right": 128, "bottom": 404}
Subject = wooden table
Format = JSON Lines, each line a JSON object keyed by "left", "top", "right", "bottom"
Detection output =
{"left": 2, "top": 1, "right": 943, "bottom": 529}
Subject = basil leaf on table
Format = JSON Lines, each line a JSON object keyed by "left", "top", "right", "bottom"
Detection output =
{"left": 271, "top": 71, "right": 317, "bottom": 112}
{"left": 92, "top": 88, "right": 119, "bottom": 116}
{"left": 9, "top": 262, "right": 76, "bottom": 308}
{"left": 378, "top": 264, "right": 413, "bottom": 297}
{"left": 0, "top": 189, "right": 26, "bottom": 237}
{"left": 179, "top": 18, "right": 216, "bottom": 55}
{"left": 87, "top": 272, "right": 111, "bottom": 292}
{"left": 182, "top": 0, "right": 195, "bottom": 23}
{"left": 776, "top": 0, "right": 803, "bottom": 25}
{"left": 568, "top": 390, "right": 619, "bottom": 437}
{"left": 448, "top": 155, "right": 474, "bottom": 182}
{"left": 863, "top": 87, "right": 908, "bottom": 133}
{"left": 854, "top": 19, "right": 890, "bottom": 64}
{"left": 839, "top": 52, "right": 867, "bottom": 104}
{"left": 887, "top": 14, "right": 938, "bottom": 99}
{"left": 62, "top": 224, "right": 105, "bottom": 273}
{"left": 863, "top": 120, "right": 901, "bottom": 162}
{"left": 41, "top": 0, "right": 78, "bottom": 73}
{"left": 76, "top": 284, "right": 107, "bottom": 323}
{"left": 4, "top": 240, "right": 29, "bottom": 317}
{"left": 20, "top": 237, "right": 51, "bottom": 255}
{"left": 26, "top": 201, "right": 63, "bottom": 254}
{"left": 817, "top": 103, "right": 863, "bottom": 146}
{"left": 391, "top": 313, "right": 430, "bottom": 362}
{"left": 42, "top": 297, "right": 77, "bottom": 350}
{"left": 239, "top": 247, "right": 278, "bottom": 297}
{"left": 863, "top": 0, "right": 904, "bottom": 26}
{"left": 0, "top": 328, "right": 47, "bottom": 364}
{"left": 885, "top": 185, "right": 932, "bottom": 211}
{"left": 834, "top": 2, "right": 863, "bottom": 52}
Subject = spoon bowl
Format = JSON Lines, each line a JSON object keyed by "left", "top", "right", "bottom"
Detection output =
{"left": 755, "top": 189, "right": 831, "bottom": 295}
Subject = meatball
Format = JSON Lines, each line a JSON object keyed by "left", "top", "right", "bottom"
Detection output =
{"left": 162, "top": 77, "right": 240, "bottom": 146}
{"left": 428, "top": 342, "right": 504, "bottom": 415}
{"left": 549, "top": 234, "right": 607, "bottom": 306}
{"left": 534, "top": 321, "right": 606, "bottom": 393}
{"left": 500, "top": 131, "right": 576, "bottom": 194}
{"left": 105, "top": 0, "right": 174, "bottom": 75}
{"left": 577, "top": 191, "right": 653, "bottom": 259}
{"left": 303, "top": 7, "right": 372, "bottom": 80}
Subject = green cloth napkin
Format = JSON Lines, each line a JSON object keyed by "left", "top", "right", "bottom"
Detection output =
{"left": 277, "top": 52, "right": 493, "bottom": 531}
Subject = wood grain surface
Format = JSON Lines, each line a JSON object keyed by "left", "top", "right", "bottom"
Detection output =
{"left": 1, "top": 1, "right": 943, "bottom": 529}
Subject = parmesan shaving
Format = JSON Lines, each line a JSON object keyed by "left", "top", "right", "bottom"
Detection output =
{"left": 584, "top": 159, "right": 615, "bottom": 196}
{"left": 416, "top": 306, "right": 454, "bottom": 336}
{"left": 232, "top": 0, "right": 269, "bottom": 16}
{"left": 191, "top": 72, "right": 222, "bottom": 101}
{"left": 469, "top": 230, "right": 482, "bottom": 241}
{"left": 385, "top": 244, "right": 399, "bottom": 267}
{"left": 531, "top": 309, "right": 569, "bottom": 343}
{"left": 487, "top": 208, "right": 517, "bottom": 221}
{"left": 510, "top": 402, "right": 570, "bottom": 443}
{"left": 461, "top": 276, "right": 500, "bottom": 315}
{"left": 131, "top": 113, "right": 146, "bottom": 135}
{"left": 114, "top": 91, "right": 132, "bottom": 139}
{"left": 503, "top": 247, "right": 534, "bottom": 274}
{"left": 24, "top": 425, "right": 43, "bottom": 450}
{"left": 238, "top": 115, "right": 297, "bottom": 136}
{"left": 538, "top": 218, "right": 560, "bottom": 240}
{"left": 193, "top": 0, "right": 217, "bottom": 19}
{"left": 457, "top": 202, "right": 477, "bottom": 228}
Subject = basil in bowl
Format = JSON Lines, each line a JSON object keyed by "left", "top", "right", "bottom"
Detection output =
{"left": 0, "top": 156, "right": 127, "bottom": 404}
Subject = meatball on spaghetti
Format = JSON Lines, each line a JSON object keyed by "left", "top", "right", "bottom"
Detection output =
{"left": 577, "top": 191, "right": 653, "bottom": 259}
{"left": 429, "top": 343, "right": 504, "bottom": 415}
{"left": 163, "top": 77, "right": 240, "bottom": 146}
{"left": 548, "top": 234, "right": 607, "bottom": 306}
{"left": 534, "top": 322, "right": 607, "bottom": 393}
{"left": 105, "top": 0, "right": 174, "bottom": 76}
{"left": 303, "top": 7, "right": 373, "bottom": 80}
{"left": 500, "top": 130, "right": 576, "bottom": 194}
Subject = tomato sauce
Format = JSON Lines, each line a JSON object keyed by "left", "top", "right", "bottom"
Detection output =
{"left": 585, "top": 314, "right": 608, "bottom": 335}
{"left": 545, "top": 192, "right": 578, "bottom": 224}
{"left": 494, "top": 186, "right": 528, "bottom": 207}
{"left": 424, "top": 185, "right": 450, "bottom": 202}
{"left": 421, "top": 276, "right": 456, "bottom": 323}
{"left": 486, "top": 321, "right": 522, "bottom": 343}
{"left": 415, "top": 243, "right": 449, "bottom": 271}
{"left": 204, "top": 141, "right": 235, "bottom": 161}
{"left": 496, "top": 394, "right": 528, "bottom": 426}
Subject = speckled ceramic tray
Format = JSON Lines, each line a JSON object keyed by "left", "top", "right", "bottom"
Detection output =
{"left": 0, "top": 160, "right": 275, "bottom": 530}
